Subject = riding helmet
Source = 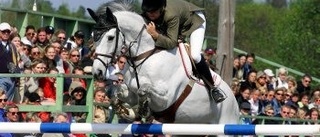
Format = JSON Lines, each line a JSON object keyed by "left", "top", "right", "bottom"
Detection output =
{"left": 141, "top": 0, "right": 166, "bottom": 12}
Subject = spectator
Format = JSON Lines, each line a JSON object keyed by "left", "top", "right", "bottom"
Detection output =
{"left": 252, "top": 105, "right": 277, "bottom": 124}
{"left": 272, "top": 87, "right": 286, "bottom": 115}
{"left": 65, "top": 30, "right": 90, "bottom": 60}
{"left": 34, "top": 27, "right": 50, "bottom": 49}
{"left": 235, "top": 54, "right": 246, "bottom": 82}
{"left": 236, "top": 86, "right": 251, "bottom": 108}
{"left": 274, "top": 105, "right": 291, "bottom": 124}
{"left": 306, "top": 108, "right": 319, "bottom": 125}
{"left": 273, "top": 67, "right": 288, "bottom": 90}
{"left": 29, "top": 46, "right": 42, "bottom": 61}
{"left": 42, "top": 112, "right": 71, "bottom": 137}
{"left": 106, "top": 55, "right": 127, "bottom": 78}
{"left": 0, "top": 22, "right": 19, "bottom": 101}
{"left": 203, "top": 47, "right": 216, "bottom": 71}
{"left": 249, "top": 89, "right": 263, "bottom": 116}
{"left": 255, "top": 71, "right": 268, "bottom": 93}
{"left": 264, "top": 69, "right": 275, "bottom": 91}
{"left": 5, "top": 103, "right": 20, "bottom": 122}
{"left": 39, "top": 67, "right": 59, "bottom": 103}
{"left": 243, "top": 53, "right": 255, "bottom": 80}
{"left": 298, "top": 92, "right": 310, "bottom": 111}
{"left": 70, "top": 86, "right": 87, "bottom": 122}
{"left": 68, "top": 49, "right": 81, "bottom": 71}
{"left": 93, "top": 87, "right": 110, "bottom": 124}
{"left": 25, "top": 59, "right": 47, "bottom": 94}
{"left": 52, "top": 29, "right": 67, "bottom": 46}
{"left": 42, "top": 46, "right": 57, "bottom": 69}
{"left": 239, "top": 101, "right": 252, "bottom": 125}
{"left": 296, "top": 74, "right": 312, "bottom": 95}
{"left": 262, "top": 89, "right": 275, "bottom": 109}
{"left": 45, "top": 26, "right": 54, "bottom": 40}
{"left": 240, "top": 69, "right": 257, "bottom": 90}
{"left": 286, "top": 75, "right": 297, "bottom": 93}
{"left": 21, "top": 25, "right": 36, "bottom": 45}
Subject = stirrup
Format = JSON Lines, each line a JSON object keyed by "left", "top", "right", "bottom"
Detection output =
{"left": 209, "top": 88, "right": 226, "bottom": 103}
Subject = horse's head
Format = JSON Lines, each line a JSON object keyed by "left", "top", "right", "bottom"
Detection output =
{"left": 88, "top": 7, "right": 123, "bottom": 80}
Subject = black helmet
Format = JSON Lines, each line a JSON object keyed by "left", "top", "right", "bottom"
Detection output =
{"left": 142, "top": 0, "right": 166, "bottom": 12}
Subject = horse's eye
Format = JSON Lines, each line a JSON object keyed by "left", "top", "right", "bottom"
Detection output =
{"left": 108, "top": 36, "right": 115, "bottom": 41}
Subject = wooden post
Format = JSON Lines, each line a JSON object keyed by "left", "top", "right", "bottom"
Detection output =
{"left": 216, "top": 0, "right": 236, "bottom": 85}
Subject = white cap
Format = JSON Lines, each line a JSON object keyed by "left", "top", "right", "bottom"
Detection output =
{"left": 0, "top": 22, "right": 11, "bottom": 31}
{"left": 264, "top": 69, "right": 274, "bottom": 77}
{"left": 21, "top": 37, "right": 32, "bottom": 47}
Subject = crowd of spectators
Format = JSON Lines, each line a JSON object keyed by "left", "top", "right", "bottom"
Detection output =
{"left": 1, "top": 19, "right": 319, "bottom": 136}
{"left": 229, "top": 52, "right": 319, "bottom": 125}
{"left": 0, "top": 21, "right": 131, "bottom": 137}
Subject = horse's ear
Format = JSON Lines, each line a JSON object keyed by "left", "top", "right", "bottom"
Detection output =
{"left": 106, "top": 7, "right": 118, "bottom": 25}
{"left": 87, "top": 8, "right": 99, "bottom": 22}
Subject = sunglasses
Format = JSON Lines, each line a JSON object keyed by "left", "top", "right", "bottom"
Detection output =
{"left": 304, "top": 80, "right": 311, "bottom": 83}
{"left": 71, "top": 54, "right": 80, "bottom": 57}
{"left": 32, "top": 52, "right": 40, "bottom": 55}
{"left": 0, "top": 99, "right": 7, "bottom": 102}
{"left": 1, "top": 30, "right": 11, "bottom": 34}
{"left": 27, "top": 33, "right": 35, "bottom": 36}
{"left": 118, "top": 79, "right": 124, "bottom": 82}
{"left": 58, "top": 37, "right": 66, "bottom": 40}
{"left": 282, "top": 111, "right": 290, "bottom": 115}
{"left": 9, "top": 112, "right": 19, "bottom": 115}
{"left": 276, "top": 93, "right": 284, "bottom": 96}
{"left": 119, "top": 61, "right": 126, "bottom": 64}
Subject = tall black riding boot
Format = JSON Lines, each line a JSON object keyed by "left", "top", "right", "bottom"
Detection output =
{"left": 195, "top": 56, "right": 226, "bottom": 103}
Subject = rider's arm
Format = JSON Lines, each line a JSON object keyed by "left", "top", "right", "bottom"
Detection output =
{"left": 154, "top": 16, "right": 179, "bottom": 49}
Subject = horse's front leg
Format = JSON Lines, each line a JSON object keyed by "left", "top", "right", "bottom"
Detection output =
{"left": 137, "top": 83, "right": 168, "bottom": 118}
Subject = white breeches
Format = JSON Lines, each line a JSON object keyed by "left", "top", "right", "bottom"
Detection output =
{"left": 190, "top": 11, "right": 206, "bottom": 63}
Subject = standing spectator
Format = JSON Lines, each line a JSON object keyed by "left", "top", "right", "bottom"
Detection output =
{"left": 24, "top": 59, "right": 47, "bottom": 95}
{"left": 29, "top": 46, "right": 42, "bottom": 61}
{"left": 65, "top": 30, "right": 90, "bottom": 60}
{"left": 0, "top": 22, "right": 19, "bottom": 101}
{"left": 106, "top": 55, "right": 127, "bottom": 78}
{"left": 44, "top": 26, "right": 54, "bottom": 40}
{"left": 21, "top": 25, "right": 36, "bottom": 44}
{"left": 34, "top": 27, "right": 50, "bottom": 50}
{"left": 42, "top": 46, "right": 57, "bottom": 69}
{"left": 255, "top": 71, "right": 268, "bottom": 93}
{"left": 273, "top": 67, "right": 288, "bottom": 90}
{"left": 53, "top": 29, "right": 67, "bottom": 46}
{"left": 39, "top": 67, "right": 59, "bottom": 103}
{"left": 68, "top": 49, "right": 81, "bottom": 71}
{"left": 296, "top": 74, "right": 312, "bottom": 95}
{"left": 235, "top": 54, "right": 246, "bottom": 82}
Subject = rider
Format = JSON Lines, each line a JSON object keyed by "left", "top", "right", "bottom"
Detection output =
{"left": 141, "top": 0, "right": 225, "bottom": 103}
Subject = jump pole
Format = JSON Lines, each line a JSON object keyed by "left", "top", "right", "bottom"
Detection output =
{"left": 0, "top": 123, "right": 319, "bottom": 136}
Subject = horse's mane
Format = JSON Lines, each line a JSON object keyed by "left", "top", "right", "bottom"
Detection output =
{"left": 96, "top": 0, "right": 133, "bottom": 14}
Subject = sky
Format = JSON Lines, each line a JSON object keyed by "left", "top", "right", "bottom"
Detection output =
{"left": 51, "top": 0, "right": 110, "bottom": 11}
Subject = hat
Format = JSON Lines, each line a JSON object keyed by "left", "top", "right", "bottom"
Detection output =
{"left": 68, "top": 81, "right": 83, "bottom": 95}
{"left": 21, "top": 38, "right": 32, "bottom": 47}
{"left": 83, "top": 66, "right": 92, "bottom": 74}
{"left": 240, "top": 102, "right": 251, "bottom": 110}
{"left": 70, "top": 86, "right": 87, "bottom": 96}
{"left": 205, "top": 48, "right": 215, "bottom": 55}
{"left": 264, "top": 69, "right": 274, "bottom": 77}
{"left": 0, "top": 22, "right": 11, "bottom": 31}
{"left": 45, "top": 26, "right": 54, "bottom": 34}
{"left": 256, "top": 71, "right": 265, "bottom": 78}
{"left": 108, "top": 75, "right": 118, "bottom": 81}
{"left": 27, "top": 92, "right": 41, "bottom": 102}
{"left": 74, "top": 30, "right": 85, "bottom": 39}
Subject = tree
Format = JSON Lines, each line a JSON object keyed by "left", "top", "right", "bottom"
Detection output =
{"left": 57, "top": 3, "right": 71, "bottom": 16}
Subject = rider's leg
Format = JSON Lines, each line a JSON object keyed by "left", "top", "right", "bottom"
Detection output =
{"left": 190, "top": 11, "right": 225, "bottom": 103}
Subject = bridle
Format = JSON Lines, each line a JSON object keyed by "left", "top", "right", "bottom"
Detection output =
{"left": 94, "top": 23, "right": 159, "bottom": 89}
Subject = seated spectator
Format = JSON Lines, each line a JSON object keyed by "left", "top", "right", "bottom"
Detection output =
{"left": 93, "top": 87, "right": 110, "bottom": 124}
{"left": 306, "top": 108, "right": 319, "bottom": 125}
{"left": 274, "top": 105, "right": 292, "bottom": 124}
{"left": 70, "top": 86, "right": 87, "bottom": 122}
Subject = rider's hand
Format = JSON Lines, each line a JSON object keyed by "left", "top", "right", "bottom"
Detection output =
{"left": 146, "top": 22, "right": 159, "bottom": 40}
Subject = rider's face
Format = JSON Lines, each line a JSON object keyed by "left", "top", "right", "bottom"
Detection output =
{"left": 146, "top": 9, "right": 161, "bottom": 21}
